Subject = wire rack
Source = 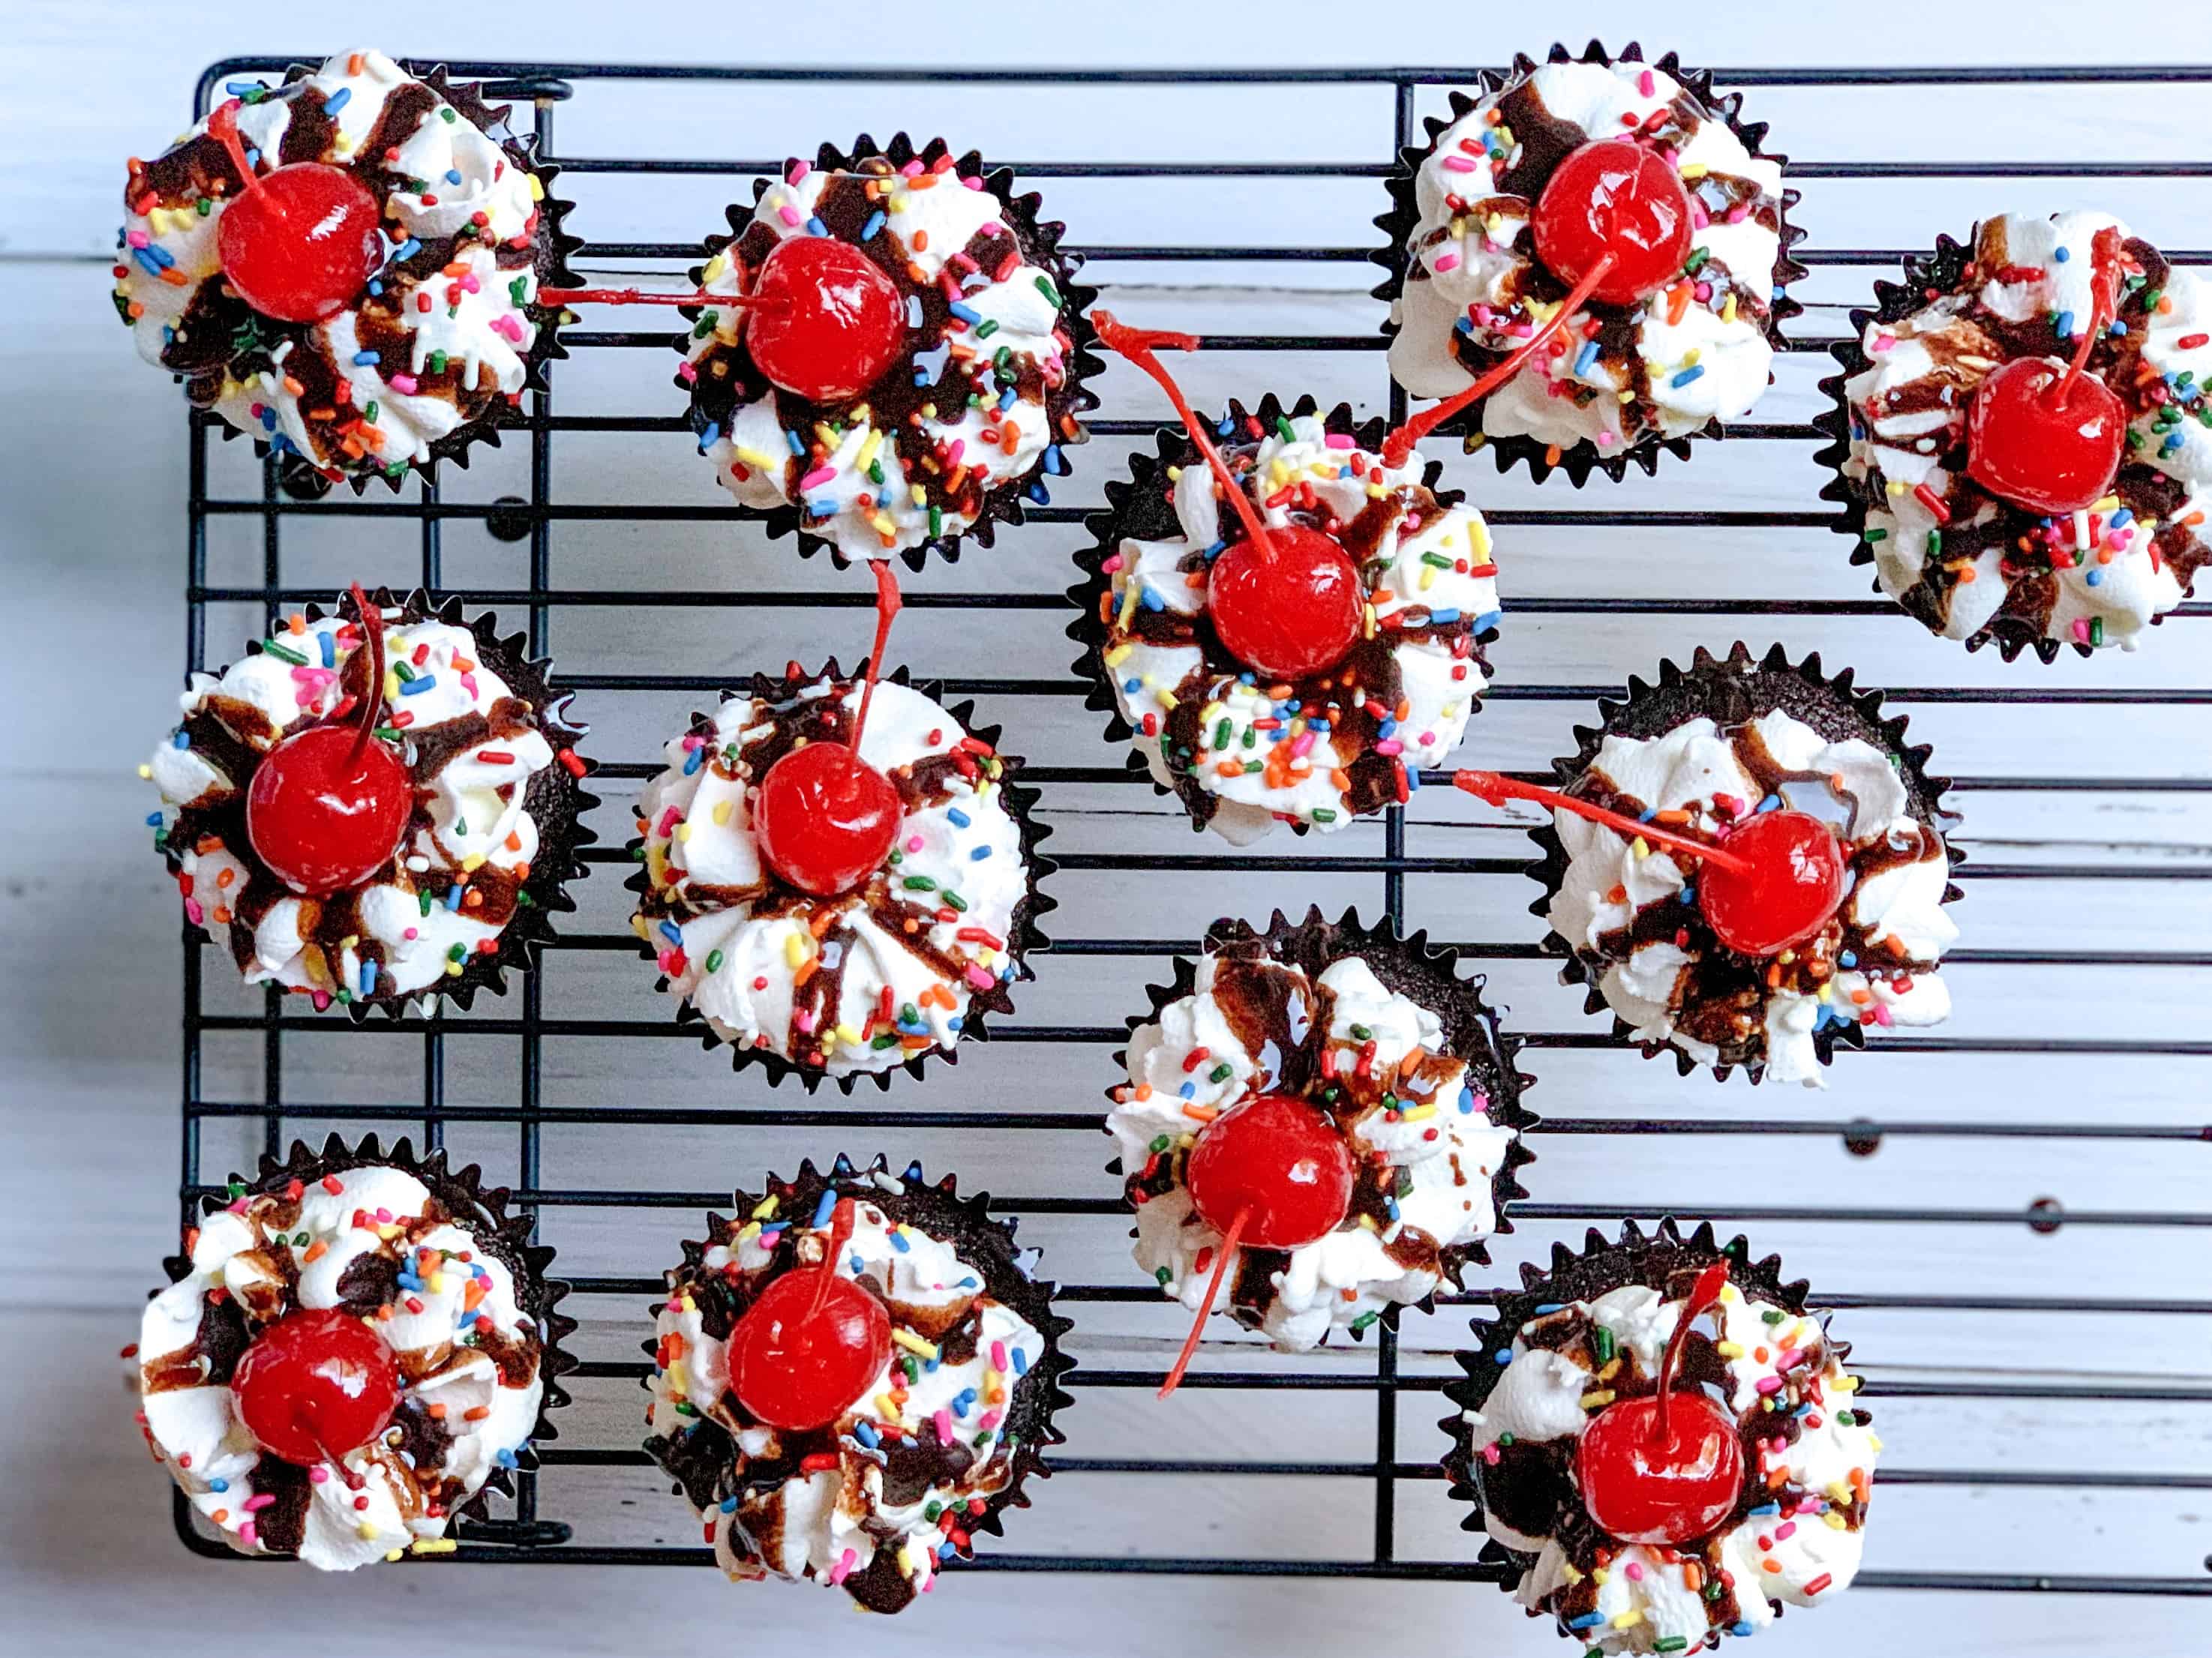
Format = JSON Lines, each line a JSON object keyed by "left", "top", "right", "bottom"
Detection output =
{"left": 171, "top": 57, "right": 2211, "bottom": 1603}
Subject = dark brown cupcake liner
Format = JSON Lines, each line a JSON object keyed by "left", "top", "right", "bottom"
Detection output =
{"left": 1440, "top": 1217, "right": 1830, "bottom": 1606}
{"left": 623, "top": 661, "right": 1055, "bottom": 1093}
{"left": 1370, "top": 40, "right": 1806, "bottom": 487}
{"left": 1064, "top": 392, "right": 1496, "bottom": 835}
{"left": 200, "top": 61, "right": 584, "bottom": 501}
{"left": 1520, "top": 642, "right": 1962, "bottom": 1084}
{"left": 673, "top": 133, "right": 1101, "bottom": 572}
{"left": 165, "top": 587, "right": 596, "bottom": 1022}
{"left": 643, "top": 1154, "right": 1075, "bottom": 1600}
{"left": 1107, "top": 904, "right": 1540, "bottom": 1341}
{"left": 167, "top": 1132, "right": 577, "bottom": 1540}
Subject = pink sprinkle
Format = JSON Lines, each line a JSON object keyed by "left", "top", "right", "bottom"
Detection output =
{"left": 1417, "top": 730, "right": 1436, "bottom": 746}
{"left": 965, "top": 964, "right": 996, "bottom": 991}
{"left": 1439, "top": 156, "right": 1478, "bottom": 174}
{"left": 799, "top": 465, "right": 836, "bottom": 491}
{"left": 1101, "top": 553, "right": 1123, "bottom": 574}
{"left": 1289, "top": 732, "right": 1318, "bottom": 760}
{"left": 459, "top": 673, "right": 479, "bottom": 698}
{"left": 677, "top": 361, "right": 698, "bottom": 384}
{"left": 1871, "top": 333, "right": 1896, "bottom": 354}
{"left": 1625, "top": 1562, "right": 1645, "bottom": 1582}
{"left": 461, "top": 274, "right": 481, "bottom": 295}
{"left": 127, "top": 229, "right": 152, "bottom": 248}
{"left": 905, "top": 835, "right": 924, "bottom": 853}
{"left": 777, "top": 204, "right": 802, "bottom": 227}
{"left": 311, "top": 991, "right": 331, "bottom": 1011}
{"left": 1481, "top": 1442, "right": 1502, "bottom": 1465}
{"left": 991, "top": 1340, "right": 1008, "bottom": 1371}
{"left": 794, "top": 1009, "right": 818, "bottom": 1035}
{"left": 1754, "top": 1375, "right": 1784, "bottom": 1396}
{"left": 184, "top": 898, "right": 205, "bottom": 926}
{"left": 2072, "top": 617, "right": 2093, "bottom": 643}
{"left": 962, "top": 176, "right": 984, "bottom": 190}
{"left": 308, "top": 1466, "right": 329, "bottom": 1484}
{"left": 238, "top": 1522, "right": 257, "bottom": 1547}
{"left": 978, "top": 1409, "right": 1003, "bottom": 1432}
{"left": 1638, "top": 69, "right": 1656, "bottom": 97}
{"left": 389, "top": 373, "right": 419, "bottom": 395}
{"left": 681, "top": 733, "right": 703, "bottom": 751}
{"left": 1374, "top": 739, "right": 1404, "bottom": 757}
{"left": 1691, "top": 205, "right": 1711, "bottom": 231}
{"left": 944, "top": 438, "right": 965, "bottom": 467}
{"left": 900, "top": 160, "right": 926, "bottom": 178}
{"left": 1872, "top": 1003, "right": 1895, "bottom": 1027}
{"left": 935, "top": 1407, "right": 956, "bottom": 1444}
{"left": 1324, "top": 433, "right": 1355, "bottom": 450}
{"left": 656, "top": 806, "right": 682, "bottom": 838}
{"left": 402, "top": 928, "right": 419, "bottom": 941}
{"left": 1727, "top": 205, "right": 1749, "bottom": 225}
{"left": 788, "top": 160, "right": 812, "bottom": 184}
{"left": 826, "top": 1547, "right": 857, "bottom": 1586}
{"left": 1433, "top": 251, "right": 1461, "bottom": 274}
{"left": 244, "top": 1493, "right": 276, "bottom": 1513}
{"left": 1776, "top": 1521, "right": 1798, "bottom": 1540}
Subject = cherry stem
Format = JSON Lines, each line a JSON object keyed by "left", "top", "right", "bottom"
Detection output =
{"left": 345, "top": 583, "right": 385, "bottom": 767}
{"left": 1652, "top": 1261, "right": 1732, "bottom": 1447}
{"left": 1451, "top": 769, "right": 1753, "bottom": 877}
{"left": 1159, "top": 1206, "right": 1247, "bottom": 1402}
{"left": 2048, "top": 226, "right": 2122, "bottom": 415}
{"left": 803, "top": 1197, "right": 858, "bottom": 1324}
{"left": 1380, "top": 252, "right": 1619, "bottom": 469}
{"left": 1091, "top": 310, "right": 1284, "bottom": 568}
{"left": 533, "top": 286, "right": 788, "bottom": 313}
{"left": 851, "top": 562, "right": 902, "bottom": 755}
{"left": 206, "top": 100, "right": 259, "bottom": 198}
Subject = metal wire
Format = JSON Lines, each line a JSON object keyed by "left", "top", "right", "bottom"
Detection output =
{"left": 174, "top": 56, "right": 2211, "bottom": 1597}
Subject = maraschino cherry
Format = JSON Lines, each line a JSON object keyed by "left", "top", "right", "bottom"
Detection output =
{"left": 1157, "top": 1093, "right": 1355, "bottom": 1399}
{"left": 725, "top": 1195, "right": 892, "bottom": 1432}
{"left": 230, "top": 1306, "right": 402, "bottom": 1465}
{"left": 246, "top": 585, "right": 412, "bottom": 896}
{"left": 1454, "top": 769, "right": 1846, "bottom": 958}
{"left": 1964, "top": 226, "right": 2128, "bottom": 516}
{"left": 1532, "top": 139, "right": 1695, "bottom": 307}
{"left": 752, "top": 562, "right": 906, "bottom": 895}
{"left": 204, "top": 100, "right": 383, "bottom": 325}
{"left": 1573, "top": 1261, "right": 1745, "bottom": 1545}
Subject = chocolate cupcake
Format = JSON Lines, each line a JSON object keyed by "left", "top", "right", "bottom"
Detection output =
{"left": 1523, "top": 644, "right": 1960, "bottom": 1085}
{"left": 1106, "top": 907, "right": 1535, "bottom": 1354}
{"left": 132, "top": 1134, "right": 572, "bottom": 1570}
{"left": 627, "top": 663, "right": 1052, "bottom": 1090}
{"left": 644, "top": 1156, "right": 1073, "bottom": 1611}
{"left": 678, "top": 135, "right": 1097, "bottom": 568}
{"left": 1444, "top": 1219, "right": 1880, "bottom": 1650}
{"left": 142, "top": 588, "right": 594, "bottom": 1016}
{"left": 1374, "top": 42, "right": 1802, "bottom": 484}
{"left": 1067, "top": 394, "right": 1501, "bottom": 842}
{"left": 1820, "top": 209, "right": 2212, "bottom": 658}
{"left": 114, "top": 49, "right": 578, "bottom": 493}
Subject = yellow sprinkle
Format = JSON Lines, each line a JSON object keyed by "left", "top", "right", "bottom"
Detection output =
{"left": 1826, "top": 1480, "right": 1853, "bottom": 1505}
{"left": 702, "top": 252, "right": 729, "bottom": 285}
{"left": 1559, "top": 1564, "right": 1583, "bottom": 1585}
{"left": 1398, "top": 1103, "right": 1437, "bottom": 1122}
{"left": 410, "top": 1537, "right": 460, "bottom": 1555}
{"left": 1824, "top": 1511, "right": 1848, "bottom": 1531}
{"left": 752, "top": 1195, "right": 780, "bottom": 1220}
{"left": 461, "top": 853, "right": 487, "bottom": 873}
{"left": 737, "top": 1221, "right": 761, "bottom": 1244}
{"left": 1611, "top": 1610, "right": 1644, "bottom": 1631}
{"left": 734, "top": 445, "right": 777, "bottom": 470}
{"left": 1592, "top": 1567, "right": 1610, "bottom": 1586}
{"left": 527, "top": 174, "right": 545, "bottom": 202}
{"left": 1679, "top": 162, "right": 1709, "bottom": 180}
{"left": 857, "top": 430, "right": 885, "bottom": 471}
{"left": 1832, "top": 1374, "right": 1859, "bottom": 1393}
{"left": 629, "top": 913, "right": 650, "bottom": 940}
{"left": 138, "top": 763, "right": 154, "bottom": 780}
{"left": 892, "top": 1328, "right": 940, "bottom": 1360}
{"left": 1580, "top": 1390, "right": 1616, "bottom": 1410}
{"left": 357, "top": 1522, "right": 380, "bottom": 1540}
{"left": 667, "top": 1361, "right": 690, "bottom": 1396}
{"left": 835, "top": 1023, "right": 863, "bottom": 1046}
{"left": 785, "top": 933, "right": 808, "bottom": 969}
{"left": 675, "top": 822, "right": 693, "bottom": 843}
{"left": 1716, "top": 1340, "right": 1745, "bottom": 1359}
{"left": 1721, "top": 293, "right": 1738, "bottom": 325}
{"left": 1869, "top": 1434, "right": 1885, "bottom": 1453}
{"left": 1154, "top": 688, "right": 1178, "bottom": 712}
{"left": 875, "top": 1393, "right": 904, "bottom": 1420}
{"left": 1103, "top": 643, "right": 1133, "bottom": 667}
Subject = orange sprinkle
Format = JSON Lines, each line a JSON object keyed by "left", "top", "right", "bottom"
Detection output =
{"left": 912, "top": 229, "right": 929, "bottom": 252}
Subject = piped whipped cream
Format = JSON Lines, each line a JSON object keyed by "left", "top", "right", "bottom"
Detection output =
{"left": 1095, "top": 408, "right": 1497, "bottom": 843}
{"left": 686, "top": 151, "right": 1081, "bottom": 559}
{"left": 632, "top": 676, "right": 1033, "bottom": 1076}
{"left": 136, "top": 1160, "right": 547, "bottom": 1571}
{"left": 1109, "top": 937, "right": 1520, "bottom": 1350}
{"left": 116, "top": 49, "right": 548, "bottom": 484}
{"left": 1388, "top": 60, "right": 1784, "bottom": 461}
{"left": 1839, "top": 209, "right": 2210, "bottom": 652}
{"left": 1545, "top": 704, "right": 1955, "bottom": 1084}
{"left": 146, "top": 601, "right": 567, "bottom": 1008}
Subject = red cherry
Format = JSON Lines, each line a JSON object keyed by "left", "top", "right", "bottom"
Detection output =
{"left": 1964, "top": 356, "right": 2126, "bottom": 516}
{"left": 745, "top": 235, "right": 905, "bottom": 403}
{"left": 1532, "top": 139, "right": 1694, "bottom": 307}
{"left": 230, "top": 1307, "right": 402, "bottom": 1465}
{"left": 727, "top": 1198, "right": 893, "bottom": 1432}
{"left": 1575, "top": 1390, "right": 1745, "bottom": 1545}
{"left": 217, "top": 163, "right": 384, "bottom": 325}
{"left": 752, "top": 740, "right": 902, "bottom": 896}
{"left": 1185, "top": 1093, "right": 1356, "bottom": 1249}
{"left": 1207, "top": 526, "right": 1364, "bottom": 681}
{"left": 1698, "top": 808, "right": 1847, "bottom": 957}
{"left": 247, "top": 721, "right": 412, "bottom": 896}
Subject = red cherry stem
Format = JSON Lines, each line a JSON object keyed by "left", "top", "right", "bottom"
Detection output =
{"left": 1451, "top": 769, "right": 1753, "bottom": 877}
{"left": 205, "top": 100, "right": 260, "bottom": 199}
{"left": 1159, "top": 1206, "right": 1247, "bottom": 1402}
{"left": 2048, "top": 226, "right": 2122, "bottom": 414}
{"left": 1091, "top": 310, "right": 1283, "bottom": 568}
{"left": 1652, "top": 1261, "right": 1732, "bottom": 1447}
{"left": 533, "top": 286, "right": 788, "bottom": 312}
{"left": 851, "top": 562, "right": 902, "bottom": 754}
{"left": 344, "top": 583, "right": 386, "bottom": 767}
{"left": 1380, "top": 252, "right": 1619, "bottom": 469}
{"left": 803, "top": 1196, "right": 859, "bottom": 1323}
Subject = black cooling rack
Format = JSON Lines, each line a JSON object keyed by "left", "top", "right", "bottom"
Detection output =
{"left": 173, "top": 58, "right": 2211, "bottom": 1600}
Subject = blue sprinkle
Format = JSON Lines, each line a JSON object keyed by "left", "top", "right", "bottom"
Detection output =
{"left": 1454, "top": 315, "right": 1475, "bottom": 336}
{"left": 1406, "top": 765, "right": 1421, "bottom": 793}
{"left": 145, "top": 811, "right": 164, "bottom": 827}
{"left": 367, "top": 280, "right": 383, "bottom": 298}
{"left": 1573, "top": 340, "right": 1599, "bottom": 378}
{"left": 785, "top": 428, "right": 806, "bottom": 457}
{"left": 1203, "top": 539, "right": 1228, "bottom": 562}
{"left": 1470, "top": 609, "right": 1502, "bottom": 632}
{"left": 444, "top": 884, "right": 465, "bottom": 911}
{"left": 211, "top": 1478, "right": 230, "bottom": 1493}
{"left": 1568, "top": 1612, "right": 1607, "bottom": 1632}
{"left": 173, "top": 730, "right": 191, "bottom": 749}
{"left": 132, "top": 248, "right": 167, "bottom": 277}
{"left": 2109, "top": 507, "right": 2134, "bottom": 528}
{"left": 969, "top": 846, "right": 992, "bottom": 861}
{"left": 659, "top": 920, "right": 683, "bottom": 947}
{"left": 947, "top": 807, "right": 971, "bottom": 829}
{"left": 2162, "top": 431, "right": 2186, "bottom": 454}
{"left": 848, "top": 1251, "right": 864, "bottom": 1273}
{"left": 682, "top": 746, "right": 704, "bottom": 775}
{"left": 360, "top": 960, "right": 377, "bottom": 996}
{"left": 720, "top": 1496, "right": 739, "bottom": 1513}
{"left": 889, "top": 1229, "right": 910, "bottom": 1253}
{"left": 923, "top": 1357, "right": 939, "bottom": 1374}
{"left": 1732, "top": 1621, "right": 1757, "bottom": 1638}
{"left": 244, "top": 147, "right": 260, "bottom": 167}
{"left": 1139, "top": 586, "right": 1166, "bottom": 612}
{"left": 947, "top": 302, "right": 984, "bottom": 326}
{"left": 853, "top": 1420, "right": 879, "bottom": 1449}
{"left": 259, "top": 408, "right": 277, "bottom": 431}
{"left": 398, "top": 673, "right": 437, "bottom": 695}
{"left": 812, "top": 1188, "right": 838, "bottom": 1229}
{"left": 1839, "top": 950, "right": 1858, "bottom": 968}
{"left": 1028, "top": 480, "right": 1049, "bottom": 505}
{"left": 1458, "top": 1087, "right": 1476, "bottom": 1114}
{"left": 2054, "top": 245, "right": 2071, "bottom": 262}
{"left": 2054, "top": 309, "right": 2075, "bottom": 339}
{"left": 1670, "top": 364, "right": 1706, "bottom": 389}
{"left": 1534, "top": 1303, "right": 1566, "bottom": 1315}
{"left": 395, "top": 238, "right": 422, "bottom": 261}
{"left": 2086, "top": 567, "right": 2103, "bottom": 586}
{"left": 946, "top": 1015, "right": 964, "bottom": 1032}
{"left": 1122, "top": 677, "right": 1142, "bottom": 694}
{"left": 2109, "top": 319, "right": 2127, "bottom": 337}
{"left": 860, "top": 210, "right": 887, "bottom": 241}
{"left": 696, "top": 420, "right": 721, "bottom": 455}
{"left": 352, "top": 350, "right": 380, "bottom": 366}
{"left": 1428, "top": 607, "right": 1461, "bottom": 624}
{"left": 1757, "top": 793, "right": 1783, "bottom": 814}
{"left": 325, "top": 87, "right": 351, "bottom": 115}
{"left": 1748, "top": 1501, "right": 1781, "bottom": 1516}
{"left": 938, "top": 1540, "right": 956, "bottom": 1561}
{"left": 806, "top": 216, "right": 828, "bottom": 238}
{"left": 444, "top": 169, "right": 463, "bottom": 187}
{"left": 807, "top": 498, "right": 838, "bottom": 517}
{"left": 1010, "top": 1348, "right": 1030, "bottom": 1375}
{"left": 224, "top": 81, "right": 259, "bottom": 94}
{"left": 1178, "top": 1081, "right": 1196, "bottom": 1099}
{"left": 833, "top": 1153, "right": 854, "bottom": 1174}
{"left": 1493, "top": 1348, "right": 1513, "bottom": 1366}
{"left": 998, "top": 387, "right": 1019, "bottom": 412}
{"left": 1043, "top": 444, "right": 1066, "bottom": 475}
{"left": 494, "top": 1448, "right": 520, "bottom": 1470}
{"left": 397, "top": 1270, "right": 425, "bottom": 1291}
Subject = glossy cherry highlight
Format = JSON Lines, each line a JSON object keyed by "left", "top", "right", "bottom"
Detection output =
{"left": 746, "top": 235, "right": 905, "bottom": 402}
{"left": 206, "top": 100, "right": 383, "bottom": 325}
{"left": 230, "top": 1306, "right": 402, "bottom": 1465}
{"left": 1574, "top": 1261, "right": 1743, "bottom": 1546}
{"left": 727, "top": 1196, "right": 891, "bottom": 1432}
{"left": 1532, "top": 139, "right": 1694, "bottom": 307}
{"left": 245, "top": 586, "right": 411, "bottom": 897}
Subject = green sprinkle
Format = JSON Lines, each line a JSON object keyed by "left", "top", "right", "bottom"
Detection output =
{"left": 704, "top": 949, "right": 725, "bottom": 973}
{"left": 1212, "top": 718, "right": 1232, "bottom": 748}
{"left": 1763, "top": 1309, "right": 1784, "bottom": 1324}
{"left": 1208, "top": 1063, "right": 1233, "bottom": 1084}
{"left": 1349, "top": 1311, "right": 1379, "bottom": 1333}
{"left": 446, "top": 943, "right": 465, "bottom": 962}
{"left": 260, "top": 640, "right": 309, "bottom": 666}
{"left": 1310, "top": 808, "right": 1337, "bottom": 823}
{"left": 1655, "top": 1640, "right": 1689, "bottom": 1654}
{"left": 419, "top": 891, "right": 434, "bottom": 916}
{"left": 1862, "top": 527, "right": 1887, "bottom": 543}
{"left": 427, "top": 349, "right": 448, "bottom": 374}
{"left": 392, "top": 660, "right": 416, "bottom": 682}
{"left": 943, "top": 890, "right": 968, "bottom": 913}
{"left": 1155, "top": 1266, "right": 1172, "bottom": 1285}
{"left": 1349, "top": 1024, "right": 1373, "bottom": 1041}
{"left": 928, "top": 505, "right": 944, "bottom": 539}
{"left": 974, "top": 319, "right": 999, "bottom": 340}
{"left": 1149, "top": 1135, "right": 1172, "bottom": 1153}
{"left": 903, "top": 875, "right": 938, "bottom": 892}
{"left": 1592, "top": 1325, "right": 1616, "bottom": 1363}
{"left": 1420, "top": 551, "right": 1454, "bottom": 570}
{"left": 1034, "top": 274, "right": 1061, "bottom": 307}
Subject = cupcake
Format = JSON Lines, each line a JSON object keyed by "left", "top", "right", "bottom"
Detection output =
{"left": 142, "top": 587, "right": 593, "bottom": 1015}
{"left": 1517, "top": 644, "right": 1958, "bottom": 1085}
{"left": 131, "top": 1135, "right": 571, "bottom": 1570}
{"left": 114, "top": 49, "right": 575, "bottom": 491}
{"left": 1823, "top": 209, "right": 2212, "bottom": 658}
{"left": 1068, "top": 380, "right": 1500, "bottom": 841}
{"left": 1376, "top": 43, "right": 1801, "bottom": 483}
{"left": 1444, "top": 1219, "right": 1880, "bottom": 1650}
{"left": 628, "top": 631, "right": 1051, "bottom": 1088}
{"left": 1106, "top": 908, "right": 1535, "bottom": 1366}
{"left": 644, "top": 1156, "right": 1073, "bottom": 1610}
{"left": 679, "top": 136, "right": 1096, "bottom": 567}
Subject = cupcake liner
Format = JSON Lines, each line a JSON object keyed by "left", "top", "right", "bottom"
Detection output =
{"left": 167, "top": 1132, "right": 576, "bottom": 1528}
{"left": 644, "top": 1154, "right": 1075, "bottom": 1594}
{"left": 1109, "top": 904, "right": 1540, "bottom": 1337}
{"left": 1523, "top": 642, "right": 1962, "bottom": 1084}
{"left": 1439, "top": 1217, "right": 1818, "bottom": 1595}
{"left": 1064, "top": 392, "right": 1497, "bottom": 835}
{"left": 674, "top": 133, "right": 1101, "bottom": 572}
{"left": 1370, "top": 40, "right": 1807, "bottom": 487}
{"left": 203, "top": 61, "right": 582, "bottom": 500}
{"left": 623, "top": 661, "right": 1055, "bottom": 1093}
{"left": 166, "top": 588, "right": 596, "bottom": 1021}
